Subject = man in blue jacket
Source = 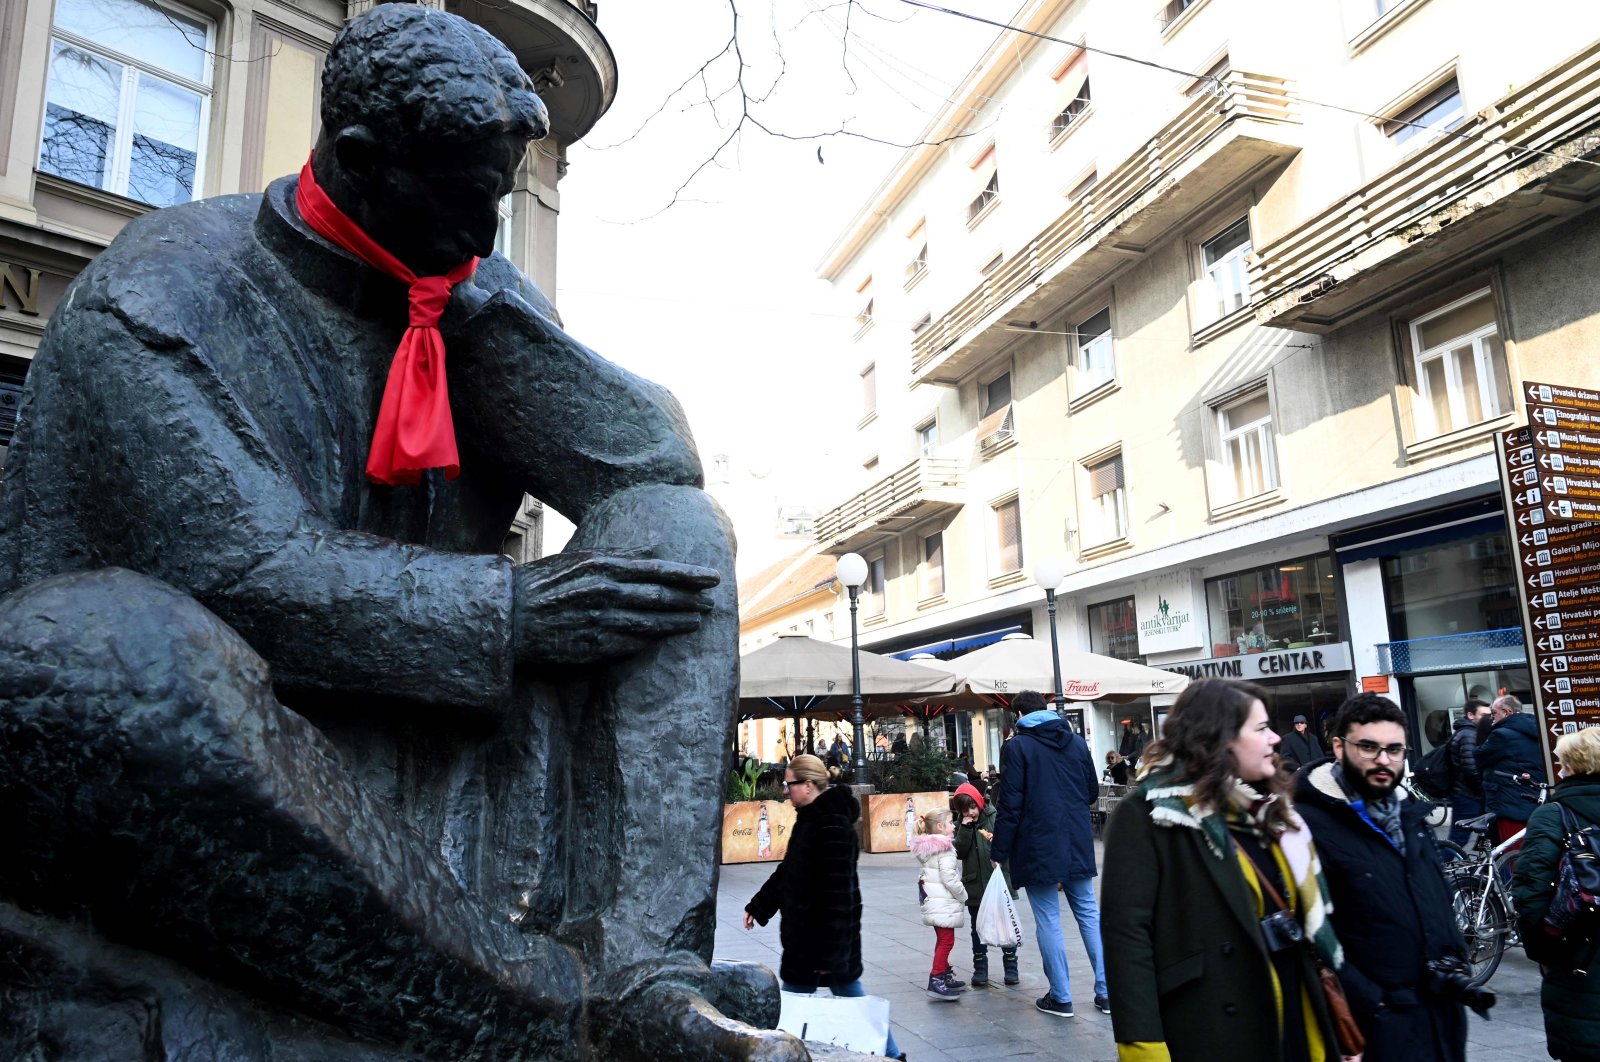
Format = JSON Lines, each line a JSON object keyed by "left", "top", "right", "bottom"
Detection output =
{"left": 1476, "top": 695, "right": 1547, "bottom": 844}
{"left": 990, "top": 690, "right": 1108, "bottom": 1018}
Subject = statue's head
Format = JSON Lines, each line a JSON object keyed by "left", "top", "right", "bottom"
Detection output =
{"left": 316, "top": 4, "right": 549, "bottom": 272}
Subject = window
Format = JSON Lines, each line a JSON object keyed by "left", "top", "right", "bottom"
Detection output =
{"left": 494, "top": 195, "right": 514, "bottom": 260}
{"left": 982, "top": 372, "right": 1012, "bottom": 417}
{"left": 860, "top": 364, "right": 877, "bottom": 418}
{"left": 1049, "top": 52, "right": 1091, "bottom": 142}
{"left": 1199, "top": 217, "right": 1252, "bottom": 323}
{"left": 917, "top": 419, "right": 939, "bottom": 457}
{"left": 907, "top": 243, "right": 928, "bottom": 282}
{"left": 1384, "top": 78, "right": 1463, "bottom": 146}
{"left": 993, "top": 498, "right": 1023, "bottom": 574}
{"left": 1067, "top": 170, "right": 1097, "bottom": 201}
{"left": 1207, "top": 555, "right": 1341, "bottom": 654}
{"left": 864, "top": 554, "right": 887, "bottom": 616}
{"left": 1216, "top": 388, "right": 1278, "bottom": 502}
{"left": 1084, "top": 453, "right": 1127, "bottom": 545}
{"left": 1087, "top": 598, "right": 1144, "bottom": 663}
{"left": 911, "top": 312, "right": 932, "bottom": 336}
{"left": 41, "top": 0, "right": 213, "bottom": 207}
{"left": 922, "top": 531, "right": 945, "bottom": 598}
{"left": 968, "top": 147, "right": 1000, "bottom": 223}
{"left": 1161, "top": 0, "right": 1202, "bottom": 27}
{"left": 1407, "top": 288, "right": 1511, "bottom": 438}
{"left": 855, "top": 298, "right": 874, "bottom": 332}
{"left": 1072, "top": 307, "right": 1114, "bottom": 396}
{"left": 980, "top": 251, "right": 1004, "bottom": 277}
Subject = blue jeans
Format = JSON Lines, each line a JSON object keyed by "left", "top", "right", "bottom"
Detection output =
{"left": 1025, "top": 878, "right": 1108, "bottom": 1004}
{"left": 781, "top": 979, "right": 899, "bottom": 1058}
{"left": 1448, "top": 793, "right": 1484, "bottom": 848}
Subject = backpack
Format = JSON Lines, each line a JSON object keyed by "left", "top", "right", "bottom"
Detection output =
{"left": 1411, "top": 740, "right": 1455, "bottom": 799}
{"left": 1542, "top": 803, "right": 1600, "bottom": 943}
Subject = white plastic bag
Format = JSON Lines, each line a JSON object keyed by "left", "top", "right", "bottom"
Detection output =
{"left": 975, "top": 870, "right": 1024, "bottom": 949}
{"left": 777, "top": 989, "right": 891, "bottom": 1054}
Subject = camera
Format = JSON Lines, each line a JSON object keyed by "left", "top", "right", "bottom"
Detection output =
{"left": 1424, "top": 957, "right": 1496, "bottom": 1018}
{"left": 1259, "top": 909, "right": 1306, "bottom": 954}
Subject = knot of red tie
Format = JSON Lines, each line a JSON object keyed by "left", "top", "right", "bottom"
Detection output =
{"left": 294, "top": 155, "right": 479, "bottom": 486}
{"left": 408, "top": 275, "right": 455, "bottom": 329}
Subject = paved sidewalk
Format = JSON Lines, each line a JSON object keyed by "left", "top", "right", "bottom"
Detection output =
{"left": 715, "top": 850, "right": 1549, "bottom": 1062}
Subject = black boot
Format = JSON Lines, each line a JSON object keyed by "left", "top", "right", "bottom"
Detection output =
{"left": 971, "top": 951, "right": 989, "bottom": 987}
{"left": 1002, "top": 948, "right": 1019, "bottom": 985}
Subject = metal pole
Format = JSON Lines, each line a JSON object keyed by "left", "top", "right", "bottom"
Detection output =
{"left": 1045, "top": 587, "right": 1064, "bottom": 702}
{"left": 849, "top": 585, "right": 867, "bottom": 785}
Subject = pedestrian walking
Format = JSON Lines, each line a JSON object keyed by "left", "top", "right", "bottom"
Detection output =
{"left": 1477, "top": 695, "right": 1545, "bottom": 845}
{"left": 1281, "top": 714, "right": 1325, "bottom": 773}
{"left": 1294, "top": 692, "right": 1480, "bottom": 1061}
{"left": 951, "top": 782, "right": 1019, "bottom": 986}
{"left": 744, "top": 754, "right": 903, "bottom": 1060}
{"left": 989, "top": 690, "right": 1109, "bottom": 1018}
{"left": 1446, "top": 700, "right": 1491, "bottom": 848}
{"left": 1102, "top": 678, "right": 1345, "bottom": 1062}
{"left": 910, "top": 807, "right": 968, "bottom": 1001}
{"left": 1511, "top": 726, "right": 1600, "bottom": 1062}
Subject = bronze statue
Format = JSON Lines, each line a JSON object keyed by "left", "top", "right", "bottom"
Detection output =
{"left": 0, "top": 6, "right": 802, "bottom": 1059}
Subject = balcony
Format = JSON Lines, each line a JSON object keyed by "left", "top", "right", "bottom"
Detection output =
{"left": 814, "top": 457, "right": 965, "bottom": 554}
{"left": 1254, "top": 40, "right": 1600, "bottom": 331}
{"left": 911, "top": 72, "right": 1300, "bottom": 385}
{"left": 1375, "top": 628, "right": 1527, "bottom": 675}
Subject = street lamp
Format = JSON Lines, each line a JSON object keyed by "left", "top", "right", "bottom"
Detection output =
{"left": 836, "top": 552, "right": 869, "bottom": 785}
{"left": 1033, "top": 558, "right": 1065, "bottom": 704}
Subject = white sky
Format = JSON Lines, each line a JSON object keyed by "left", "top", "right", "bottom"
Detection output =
{"left": 551, "top": 0, "right": 994, "bottom": 572}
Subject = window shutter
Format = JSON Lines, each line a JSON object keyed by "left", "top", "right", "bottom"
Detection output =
{"left": 1089, "top": 454, "right": 1124, "bottom": 498}
{"left": 996, "top": 501, "right": 1022, "bottom": 571}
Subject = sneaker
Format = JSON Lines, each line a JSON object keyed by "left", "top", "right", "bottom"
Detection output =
{"left": 1035, "top": 994, "right": 1074, "bottom": 1017}
{"left": 1094, "top": 994, "right": 1111, "bottom": 1015}
{"left": 926, "top": 975, "right": 964, "bottom": 1001}
{"left": 938, "top": 971, "right": 967, "bottom": 990}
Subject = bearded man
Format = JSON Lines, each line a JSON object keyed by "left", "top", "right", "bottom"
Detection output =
{"left": 1293, "top": 694, "right": 1482, "bottom": 1062}
{"left": 0, "top": 6, "right": 792, "bottom": 1059}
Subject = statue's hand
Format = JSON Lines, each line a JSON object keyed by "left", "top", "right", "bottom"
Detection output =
{"left": 513, "top": 549, "right": 719, "bottom": 665}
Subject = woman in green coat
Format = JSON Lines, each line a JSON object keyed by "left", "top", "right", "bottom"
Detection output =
{"left": 1511, "top": 727, "right": 1600, "bottom": 1062}
{"left": 1102, "top": 679, "right": 1347, "bottom": 1062}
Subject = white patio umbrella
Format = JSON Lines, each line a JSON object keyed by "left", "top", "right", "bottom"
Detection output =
{"left": 739, "top": 633, "right": 956, "bottom": 708}
{"left": 943, "top": 633, "right": 1189, "bottom": 702}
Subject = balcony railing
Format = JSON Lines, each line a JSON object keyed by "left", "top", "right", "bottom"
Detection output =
{"left": 1375, "top": 628, "right": 1527, "bottom": 675}
{"left": 814, "top": 456, "right": 964, "bottom": 550}
{"left": 911, "top": 72, "right": 1297, "bottom": 379}
{"left": 1253, "top": 40, "right": 1600, "bottom": 323}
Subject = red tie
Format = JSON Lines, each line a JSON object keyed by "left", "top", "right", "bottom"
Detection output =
{"left": 294, "top": 155, "right": 478, "bottom": 486}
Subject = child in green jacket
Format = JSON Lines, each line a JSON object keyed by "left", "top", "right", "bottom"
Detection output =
{"left": 951, "top": 782, "right": 1019, "bottom": 986}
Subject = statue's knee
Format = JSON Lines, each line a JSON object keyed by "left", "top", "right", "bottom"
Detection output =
{"left": 0, "top": 567, "right": 271, "bottom": 739}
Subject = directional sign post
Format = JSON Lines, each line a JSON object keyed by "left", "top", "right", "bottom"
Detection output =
{"left": 1500, "top": 425, "right": 1600, "bottom": 780}
{"left": 1526, "top": 381, "right": 1600, "bottom": 524}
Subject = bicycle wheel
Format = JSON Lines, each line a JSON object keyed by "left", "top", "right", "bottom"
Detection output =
{"left": 1449, "top": 874, "right": 1508, "bottom": 986}
{"left": 1423, "top": 800, "right": 1449, "bottom": 828}
{"left": 1435, "top": 839, "right": 1470, "bottom": 865}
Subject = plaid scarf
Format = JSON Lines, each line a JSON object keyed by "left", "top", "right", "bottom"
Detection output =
{"left": 1139, "top": 766, "right": 1343, "bottom": 969}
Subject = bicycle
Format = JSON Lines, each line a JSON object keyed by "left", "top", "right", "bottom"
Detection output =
{"left": 1440, "top": 775, "right": 1555, "bottom": 986}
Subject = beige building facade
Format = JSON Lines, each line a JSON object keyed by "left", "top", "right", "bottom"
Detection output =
{"left": 814, "top": 0, "right": 1600, "bottom": 769}
{"left": 0, "top": 0, "right": 615, "bottom": 567}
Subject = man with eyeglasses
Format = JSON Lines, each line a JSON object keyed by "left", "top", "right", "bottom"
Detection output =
{"left": 1294, "top": 693, "right": 1477, "bottom": 1061}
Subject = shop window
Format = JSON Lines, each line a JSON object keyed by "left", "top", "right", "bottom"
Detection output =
{"left": 1381, "top": 528, "right": 1519, "bottom": 642}
{"left": 993, "top": 497, "right": 1023, "bottom": 574}
{"left": 1082, "top": 453, "right": 1127, "bottom": 546}
{"left": 1215, "top": 387, "right": 1278, "bottom": 503}
{"left": 1196, "top": 216, "right": 1252, "bottom": 327}
{"left": 1384, "top": 77, "right": 1463, "bottom": 147}
{"left": 922, "top": 531, "right": 945, "bottom": 599}
{"left": 1205, "top": 555, "right": 1341, "bottom": 655}
{"left": 41, "top": 0, "right": 214, "bottom": 207}
{"left": 1087, "top": 597, "right": 1144, "bottom": 664}
{"left": 1404, "top": 288, "right": 1512, "bottom": 439}
{"left": 1071, "top": 307, "right": 1115, "bottom": 398}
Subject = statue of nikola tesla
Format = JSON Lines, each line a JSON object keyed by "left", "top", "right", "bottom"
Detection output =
{"left": 0, "top": 6, "right": 801, "bottom": 1059}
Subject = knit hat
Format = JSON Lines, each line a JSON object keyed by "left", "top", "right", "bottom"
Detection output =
{"left": 954, "top": 781, "right": 985, "bottom": 811}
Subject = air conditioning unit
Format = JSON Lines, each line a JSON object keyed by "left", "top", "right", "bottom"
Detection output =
{"left": 978, "top": 406, "right": 1015, "bottom": 453}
